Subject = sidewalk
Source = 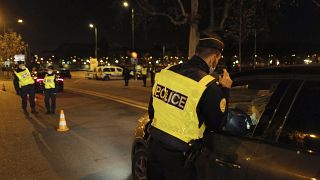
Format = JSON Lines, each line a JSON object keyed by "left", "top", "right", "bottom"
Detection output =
{"left": 0, "top": 84, "right": 60, "bottom": 179}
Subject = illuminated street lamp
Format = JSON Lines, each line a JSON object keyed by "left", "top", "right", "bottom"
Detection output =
{"left": 89, "top": 23, "right": 98, "bottom": 58}
{"left": 123, "top": 1, "right": 135, "bottom": 50}
{"left": 17, "top": 19, "right": 23, "bottom": 23}
{"left": 123, "top": 1, "right": 129, "bottom": 7}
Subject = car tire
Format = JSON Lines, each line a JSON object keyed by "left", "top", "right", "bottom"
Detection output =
{"left": 132, "top": 148, "right": 148, "bottom": 180}
{"left": 104, "top": 76, "right": 110, "bottom": 81}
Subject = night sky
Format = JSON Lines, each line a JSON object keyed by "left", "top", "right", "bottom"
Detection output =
{"left": 1, "top": 0, "right": 320, "bottom": 55}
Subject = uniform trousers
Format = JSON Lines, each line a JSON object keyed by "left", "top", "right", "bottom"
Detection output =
{"left": 20, "top": 84, "right": 36, "bottom": 111}
{"left": 44, "top": 88, "right": 56, "bottom": 113}
{"left": 147, "top": 138, "right": 197, "bottom": 180}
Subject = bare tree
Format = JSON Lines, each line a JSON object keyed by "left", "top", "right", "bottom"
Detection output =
{"left": 136, "top": 0, "right": 244, "bottom": 58}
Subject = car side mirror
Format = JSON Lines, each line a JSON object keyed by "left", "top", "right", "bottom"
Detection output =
{"left": 223, "top": 108, "right": 252, "bottom": 136}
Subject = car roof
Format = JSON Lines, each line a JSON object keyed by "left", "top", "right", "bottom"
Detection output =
{"left": 231, "top": 65, "right": 320, "bottom": 81}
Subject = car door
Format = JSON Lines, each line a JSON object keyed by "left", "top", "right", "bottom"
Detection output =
{"left": 109, "top": 68, "right": 116, "bottom": 79}
{"left": 116, "top": 68, "right": 123, "bottom": 79}
{"left": 198, "top": 78, "right": 286, "bottom": 180}
{"left": 247, "top": 80, "right": 320, "bottom": 180}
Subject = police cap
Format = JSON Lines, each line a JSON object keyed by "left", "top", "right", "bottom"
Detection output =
{"left": 198, "top": 31, "right": 224, "bottom": 53}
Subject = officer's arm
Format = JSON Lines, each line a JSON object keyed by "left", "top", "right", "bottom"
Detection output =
{"left": 197, "top": 83, "right": 229, "bottom": 131}
{"left": 148, "top": 94, "right": 154, "bottom": 120}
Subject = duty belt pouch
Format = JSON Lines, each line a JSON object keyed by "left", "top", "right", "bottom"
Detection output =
{"left": 184, "top": 139, "right": 204, "bottom": 168}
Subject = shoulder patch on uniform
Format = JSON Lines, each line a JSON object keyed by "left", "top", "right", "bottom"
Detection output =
{"left": 220, "top": 98, "right": 226, "bottom": 113}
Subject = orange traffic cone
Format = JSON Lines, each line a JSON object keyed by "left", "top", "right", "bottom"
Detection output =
{"left": 2, "top": 83, "right": 6, "bottom": 91}
{"left": 57, "top": 110, "right": 69, "bottom": 132}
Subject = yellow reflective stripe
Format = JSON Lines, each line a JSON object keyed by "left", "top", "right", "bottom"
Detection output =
{"left": 198, "top": 75, "right": 214, "bottom": 87}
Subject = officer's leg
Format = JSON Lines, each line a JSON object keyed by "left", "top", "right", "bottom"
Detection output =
{"left": 161, "top": 147, "right": 197, "bottom": 180}
{"left": 143, "top": 75, "right": 147, "bottom": 87}
{"left": 147, "top": 139, "right": 165, "bottom": 180}
{"left": 29, "top": 85, "right": 36, "bottom": 112}
{"left": 51, "top": 90, "right": 56, "bottom": 113}
{"left": 44, "top": 90, "right": 50, "bottom": 113}
{"left": 20, "top": 87, "right": 27, "bottom": 111}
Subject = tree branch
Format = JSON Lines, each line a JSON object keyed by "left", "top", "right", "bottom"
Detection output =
{"left": 219, "top": 0, "right": 233, "bottom": 29}
{"left": 136, "top": 0, "right": 188, "bottom": 25}
{"left": 177, "top": 0, "right": 187, "bottom": 17}
{"left": 312, "top": 0, "right": 320, "bottom": 7}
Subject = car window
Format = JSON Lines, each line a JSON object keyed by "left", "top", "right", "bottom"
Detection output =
{"left": 117, "top": 68, "right": 122, "bottom": 72}
{"left": 262, "top": 80, "right": 303, "bottom": 141}
{"left": 110, "top": 68, "right": 116, "bottom": 72}
{"left": 278, "top": 81, "right": 320, "bottom": 152}
{"left": 228, "top": 79, "right": 280, "bottom": 135}
{"left": 253, "top": 80, "right": 292, "bottom": 137}
{"left": 103, "top": 68, "right": 110, "bottom": 72}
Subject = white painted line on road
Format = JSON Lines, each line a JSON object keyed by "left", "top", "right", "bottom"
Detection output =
{"left": 38, "top": 133, "right": 53, "bottom": 152}
{"left": 65, "top": 87, "right": 148, "bottom": 110}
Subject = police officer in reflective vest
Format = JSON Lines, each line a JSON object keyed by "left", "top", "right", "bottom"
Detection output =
{"left": 43, "top": 66, "right": 57, "bottom": 114}
{"left": 13, "top": 63, "right": 37, "bottom": 114}
{"left": 141, "top": 64, "right": 148, "bottom": 87}
{"left": 147, "top": 31, "right": 233, "bottom": 180}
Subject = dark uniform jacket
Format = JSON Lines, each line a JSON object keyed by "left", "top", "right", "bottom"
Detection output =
{"left": 148, "top": 55, "right": 229, "bottom": 151}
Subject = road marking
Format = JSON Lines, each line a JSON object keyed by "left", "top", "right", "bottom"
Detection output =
{"left": 37, "top": 132, "right": 53, "bottom": 152}
{"left": 65, "top": 87, "right": 148, "bottom": 110}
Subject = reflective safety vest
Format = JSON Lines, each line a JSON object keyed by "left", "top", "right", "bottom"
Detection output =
{"left": 44, "top": 74, "right": 56, "bottom": 89}
{"left": 151, "top": 68, "right": 215, "bottom": 143}
{"left": 141, "top": 67, "right": 147, "bottom": 75}
{"left": 14, "top": 68, "right": 35, "bottom": 87}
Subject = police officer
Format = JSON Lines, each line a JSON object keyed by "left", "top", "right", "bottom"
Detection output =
{"left": 147, "top": 31, "right": 232, "bottom": 180}
{"left": 123, "top": 65, "right": 131, "bottom": 86}
{"left": 141, "top": 64, "right": 148, "bottom": 87}
{"left": 13, "top": 63, "right": 37, "bottom": 114}
{"left": 43, "top": 66, "right": 57, "bottom": 114}
{"left": 149, "top": 63, "right": 156, "bottom": 87}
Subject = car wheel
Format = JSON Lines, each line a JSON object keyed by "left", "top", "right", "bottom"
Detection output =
{"left": 104, "top": 76, "right": 110, "bottom": 81}
{"left": 132, "top": 148, "right": 148, "bottom": 180}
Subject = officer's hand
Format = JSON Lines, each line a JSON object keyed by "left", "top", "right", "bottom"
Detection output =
{"left": 219, "top": 69, "right": 233, "bottom": 89}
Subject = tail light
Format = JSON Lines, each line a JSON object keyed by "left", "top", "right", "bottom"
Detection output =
{"left": 36, "top": 79, "right": 44, "bottom": 83}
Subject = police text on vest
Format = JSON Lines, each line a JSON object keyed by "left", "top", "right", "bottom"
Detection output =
{"left": 153, "top": 84, "right": 188, "bottom": 110}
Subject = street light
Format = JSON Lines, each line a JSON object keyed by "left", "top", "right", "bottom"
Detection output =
{"left": 17, "top": 19, "right": 23, "bottom": 23}
{"left": 123, "top": 1, "right": 129, "bottom": 7}
{"left": 123, "top": 1, "right": 135, "bottom": 50}
{"left": 89, "top": 23, "right": 98, "bottom": 58}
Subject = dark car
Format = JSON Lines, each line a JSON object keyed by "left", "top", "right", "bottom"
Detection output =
{"left": 131, "top": 65, "right": 320, "bottom": 180}
{"left": 34, "top": 71, "right": 64, "bottom": 92}
{"left": 57, "top": 69, "right": 72, "bottom": 79}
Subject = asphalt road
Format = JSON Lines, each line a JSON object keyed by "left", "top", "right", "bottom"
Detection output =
{"left": 0, "top": 76, "right": 150, "bottom": 180}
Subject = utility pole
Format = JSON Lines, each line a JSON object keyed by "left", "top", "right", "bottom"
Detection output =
{"left": 131, "top": 8, "right": 135, "bottom": 50}
{"left": 239, "top": 0, "right": 243, "bottom": 72}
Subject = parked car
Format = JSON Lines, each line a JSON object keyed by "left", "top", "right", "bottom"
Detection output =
{"left": 57, "top": 69, "right": 72, "bottom": 79}
{"left": 131, "top": 65, "right": 320, "bottom": 180}
{"left": 34, "top": 71, "right": 64, "bottom": 92}
{"left": 95, "top": 65, "right": 124, "bottom": 80}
